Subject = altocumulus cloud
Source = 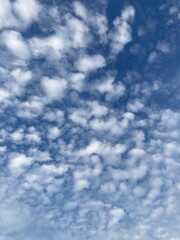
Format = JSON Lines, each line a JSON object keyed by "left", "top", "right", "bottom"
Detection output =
{"left": 0, "top": 0, "right": 180, "bottom": 240}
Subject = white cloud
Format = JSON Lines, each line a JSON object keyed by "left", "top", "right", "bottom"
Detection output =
{"left": 0, "top": 146, "right": 7, "bottom": 153}
{"left": 129, "top": 148, "right": 146, "bottom": 159}
{"left": 29, "top": 16, "right": 90, "bottom": 61}
{"left": 130, "top": 163, "right": 148, "bottom": 181}
{"left": 48, "top": 126, "right": 61, "bottom": 140}
{"left": 121, "top": 6, "right": 136, "bottom": 22}
{"left": 26, "top": 131, "right": 41, "bottom": 143}
{"left": 0, "top": 88, "right": 11, "bottom": 103}
{"left": 78, "top": 139, "right": 127, "bottom": 163}
{"left": 74, "top": 178, "right": 89, "bottom": 191}
{"left": 67, "top": 17, "right": 90, "bottom": 48}
{"left": 68, "top": 72, "right": 85, "bottom": 91}
{"left": 0, "top": 202, "right": 31, "bottom": 233}
{"left": 148, "top": 51, "right": 158, "bottom": 63}
{"left": 29, "top": 33, "right": 65, "bottom": 59}
{"left": 110, "top": 5, "right": 135, "bottom": 55}
{"left": 69, "top": 102, "right": 108, "bottom": 127}
{"left": 16, "top": 96, "right": 44, "bottom": 118}
{"left": 101, "top": 182, "right": 116, "bottom": 194}
{"left": 8, "top": 154, "right": 34, "bottom": 176}
{"left": 108, "top": 208, "right": 125, "bottom": 228}
{"left": 133, "top": 186, "right": 146, "bottom": 197}
{"left": 75, "top": 54, "right": 106, "bottom": 72}
{"left": 0, "top": 30, "right": 31, "bottom": 60}
{"left": 88, "top": 101, "right": 108, "bottom": 117}
{"left": 11, "top": 68, "right": 32, "bottom": 85}
{"left": 7, "top": 68, "right": 33, "bottom": 96}
{"left": 111, "top": 162, "right": 148, "bottom": 182}
{"left": 90, "top": 14, "right": 108, "bottom": 43}
{"left": 69, "top": 109, "right": 89, "bottom": 126}
{"left": 41, "top": 77, "right": 67, "bottom": 102}
{"left": 28, "top": 148, "right": 51, "bottom": 162}
{"left": 0, "top": 1, "right": 179, "bottom": 238}
{"left": 10, "top": 129, "right": 24, "bottom": 142}
{"left": 89, "top": 114, "right": 131, "bottom": 136}
{"left": 95, "top": 77, "right": 125, "bottom": 100}
{"left": 73, "top": 1, "right": 87, "bottom": 19}
{"left": 127, "top": 99, "right": 144, "bottom": 112}
{"left": 0, "top": 0, "right": 19, "bottom": 29}
{"left": 89, "top": 117, "right": 117, "bottom": 132}
{"left": 73, "top": 1, "right": 108, "bottom": 43}
{"left": 13, "top": 0, "right": 41, "bottom": 26}
{"left": 43, "top": 109, "right": 64, "bottom": 123}
{"left": 40, "top": 164, "right": 69, "bottom": 176}
{"left": 0, "top": 0, "right": 42, "bottom": 30}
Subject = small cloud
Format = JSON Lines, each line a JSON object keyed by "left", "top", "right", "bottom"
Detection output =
{"left": 41, "top": 77, "right": 67, "bottom": 102}
{"left": 0, "top": 30, "right": 31, "bottom": 60}
{"left": 108, "top": 207, "right": 125, "bottom": 228}
{"left": 13, "top": 0, "right": 41, "bottom": 26}
{"left": 74, "top": 54, "right": 106, "bottom": 73}
{"left": 110, "top": 5, "right": 135, "bottom": 56}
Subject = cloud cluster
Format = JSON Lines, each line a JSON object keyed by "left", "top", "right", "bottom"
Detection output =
{"left": 0, "top": 0, "right": 41, "bottom": 29}
{"left": 0, "top": 1, "right": 179, "bottom": 240}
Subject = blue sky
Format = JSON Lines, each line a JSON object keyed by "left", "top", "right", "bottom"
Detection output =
{"left": 0, "top": 0, "right": 180, "bottom": 239}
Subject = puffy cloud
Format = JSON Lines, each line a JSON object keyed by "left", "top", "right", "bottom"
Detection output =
{"left": 7, "top": 68, "right": 33, "bottom": 96}
{"left": 11, "top": 68, "right": 32, "bottom": 85}
{"left": 69, "top": 108, "right": 88, "bottom": 126}
{"left": 29, "top": 33, "right": 65, "bottom": 59}
{"left": 95, "top": 77, "right": 126, "bottom": 100}
{"left": 108, "top": 208, "right": 125, "bottom": 228}
{"left": 74, "top": 178, "right": 89, "bottom": 191}
{"left": 43, "top": 109, "right": 64, "bottom": 123}
{"left": 48, "top": 126, "right": 61, "bottom": 140}
{"left": 16, "top": 96, "right": 44, "bottom": 118}
{"left": 0, "top": 0, "right": 179, "bottom": 239}
{"left": 13, "top": 0, "right": 41, "bottom": 26}
{"left": 41, "top": 77, "right": 67, "bottom": 102}
{"left": 25, "top": 129, "right": 41, "bottom": 143}
{"left": 78, "top": 139, "right": 127, "bottom": 165}
{"left": 73, "top": 1, "right": 87, "bottom": 20}
{"left": 87, "top": 101, "right": 108, "bottom": 117}
{"left": 10, "top": 129, "right": 24, "bottom": 142}
{"left": 40, "top": 164, "right": 69, "bottom": 176}
{"left": 0, "top": 30, "right": 31, "bottom": 60}
{"left": 127, "top": 99, "right": 144, "bottom": 112}
{"left": 8, "top": 154, "right": 34, "bottom": 176}
{"left": 75, "top": 54, "right": 106, "bottom": 72}
{"left": 0, "top": 0, "right": 19, "bottom": 29}
{"left": 29, "top": 16, "right": 90, "bottom": 63}
{"left": 110, "top": 162, "right": 148, "bottom": 182}
{"left": 0, "top": 88, "right": 11, "bottom": 103}
{"left": 68, "top": 72, "right": 85, "bottom": 91}
{"left": 101, "top": 182, "right": 116, "bottom": 194}
{"left": 0, "top": 0, "right": 42, "bottom": 30}
{"left": 110, "top": 5, "right": 135, "bottom": 55}
{"left": 129, "top": 147, "right": 146, "bottom": 159}
{"left": 67, "top": 16, "right": 90, "bottom": 48}
{"left": 91, "top": 14, "right": 108, "bottom": 42}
